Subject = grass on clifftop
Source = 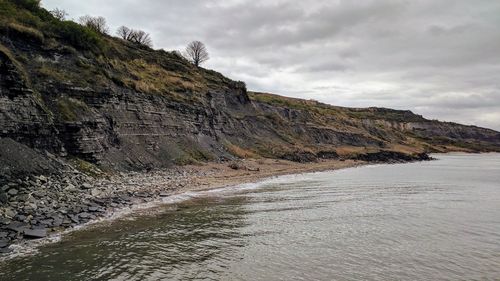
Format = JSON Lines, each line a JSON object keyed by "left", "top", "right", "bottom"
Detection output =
{"left": 0, "top": 0, "right": 103, "bottom": 51}
{"left": 249, "top": 91, "right": 427, "bottom": 123}
{"left": 0, "top": 0, "right": 235, "bottom": 99}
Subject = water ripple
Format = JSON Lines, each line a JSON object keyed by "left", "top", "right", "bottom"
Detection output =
{"left": 2, "top": 153, "right": 500, "bottom": 280}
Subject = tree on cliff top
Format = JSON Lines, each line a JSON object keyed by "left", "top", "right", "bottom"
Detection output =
{"left": 79, "top": 15, "right": 109, "bottom": 34}
{"left": 116, "top": 26, "right": 153, "bottom": 47}
{"left": 184, "top": 41, "right": 209, "bottom": 67}
{"left": 50, "top": 8, "right": 68, "bottom": 20}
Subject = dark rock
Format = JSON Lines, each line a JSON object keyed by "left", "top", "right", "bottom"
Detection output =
{"left": 352, "top": 151, "right": 429, "bottom": 163}
{"left": 78, "top": 212, "right": 90, "bottom": 219}
{"left": 228, "top": 162, "right": 243, "bottom": 170}
{"left": 38, "top": 175, "right": 48, "bottom": 182}
{"left": 0, "top": 239, "right": 8, "bottom": 248}
{"left": 52, "top": 217, "right": 63, "bottom": 227}
{"left": 15, "top": 215, "right": 27, "bottom": 222}
{"left": 7, "top": 189, "right": 18, "bottom": 196}
{"left": 280, "top": 151, "right": 317, "bottom": 163}
{"left": 159, "top": 192, "right": 169, "bottom": 197}
{"left": 4, "top": 208, "right": 18, "bottom": 219}
{"left": 23, "top": 228, "right": 47, "bottom": 239}
{"left": 120, "top": 195, "right": 131, "bottom": 202}
{"left": 40, "top": 219, "right": 54, "bottom": 226}
{"left": 69, "top": 215, "right": 79, "bottom": 224}
{"left": 6, "top": 222, "right": 28, "bottom": 233}
{"left": 0, "top": 247, "right": 12, "bottom": 254}
{"left": 316, "top": 150, "right": 339, "bottom": 159}
{"left": 0, "top": 192, "right": 7, "bottom": 203}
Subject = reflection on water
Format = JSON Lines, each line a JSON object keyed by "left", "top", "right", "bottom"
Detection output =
{"left": 1, "top": 153, "right": 500, "bottom": 280}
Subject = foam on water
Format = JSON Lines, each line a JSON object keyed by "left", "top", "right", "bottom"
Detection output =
{"left": 2, "top": 153, "right": 500, "bottom": 280}
{"left": 0, "top": 167, "right": 340, "bottom": 261}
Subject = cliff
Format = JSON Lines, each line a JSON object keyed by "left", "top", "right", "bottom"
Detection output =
{"left": 1, "top": 0, "right": 500, "bottom": 183}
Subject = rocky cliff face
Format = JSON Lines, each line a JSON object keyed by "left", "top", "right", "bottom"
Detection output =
{"left": 1, "top": 1, "right": 500, "bottom": 183}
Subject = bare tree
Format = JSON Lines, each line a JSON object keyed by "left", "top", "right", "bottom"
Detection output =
{"left": 117, "top": 26, "right": 133, "bottom": 40}
{"left": 79, "top": 15, "right": 109, "bottom": 34}
{"left": 50, "top": 8, "right": 68, "bottom": 20}
{"left": 116, "top": 26, "right": 153, "bottom": 47}
{"left": 184, "top": 41, "right": 209, "bottom": 67}
{"left": 130, "top": 30, "right": 152, "bottom": 47}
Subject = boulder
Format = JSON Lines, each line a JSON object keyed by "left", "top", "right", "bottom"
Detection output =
{"left": 0, "top": 239, "right": 8, "bottom": 248}
{"left": 38, "top": 175, "right": 48, "bottom": 182}
{"left": 7, "top": 189, "right": 18, "bottom": 196}
{"left": 0, "top": 191, "right": 7, "bottom": 203}
{"left": 4, "top": 208, "right": 17, "bottom": 219}
{"left": 6, "top": 222, "right": 28, "bottom": 233}
{"left": 78, "top": 212, "right": 90, "bottom": 219}
{"left": 23, "top": 228, "right": 47, "bottom": 239}
{"left": 0, "top": 247, "right": 12, "bottom": 254}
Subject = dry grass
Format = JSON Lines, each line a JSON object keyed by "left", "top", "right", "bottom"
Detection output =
{"left": 0, "top": 42, "right": 30, "bottom": 84}
{"left": 334, "top": 146, "right": 370, "bottom": 157}
{"left": 56, "top": 97, "right": 91, "bottom": 121}
{"left": 387, "top": 144, "right": 425, "bottom": 154}
{"left": 225, "top": 143, "right": 259, "bottom": 158}
{"left": 6, "top": 22, "right": 43, "bottom": 43}
{"left": 109, "top": 58, "right": 205, "bottom": 94}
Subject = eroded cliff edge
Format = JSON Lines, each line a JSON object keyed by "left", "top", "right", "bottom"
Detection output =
{"left": 1, "top": 1, "right": 500, "bottom": 182}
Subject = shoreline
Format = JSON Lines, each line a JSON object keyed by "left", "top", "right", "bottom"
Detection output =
{"left": 0, "top": 158, "right": 368, "bottom": 258}
{"left": 0, "top": 151, "right": 439, "bottom": 260}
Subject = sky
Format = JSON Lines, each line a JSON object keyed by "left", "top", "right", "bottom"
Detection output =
{"left": 42, "top": 0, "right": 500, "bottom": 130}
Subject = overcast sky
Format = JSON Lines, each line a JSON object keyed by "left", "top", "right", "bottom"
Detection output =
{"left": 42, "top": 0, "right": 500, "bottom": 130}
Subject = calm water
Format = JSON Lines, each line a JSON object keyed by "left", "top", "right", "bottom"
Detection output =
{"left": 1, "top": 153, "right": 500, "bottom": 281}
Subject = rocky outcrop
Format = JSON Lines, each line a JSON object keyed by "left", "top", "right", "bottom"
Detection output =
{"left": 353, "top": 151, "right": 432, "bottom": 163}
{"left": 1, "top": 32, "right": 500, "bottom": 179}
{"left": 0, "top": 1, "right": 499, "bottom": 190}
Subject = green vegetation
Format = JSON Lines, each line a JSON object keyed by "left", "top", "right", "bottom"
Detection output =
{"left": 250, "top": 91, "right": 428, "bottom": 123}
{"left": 1, "top": 21, "right": 44, "bottom": 43}
{"left": 0, "top": 42, "right": 29, "bottom": 84}
{"left": 0, "top": 0, "right": 235, "bottom": 99}
{"left": 10, "top": 0, "right": 40, "bottom": 12}
{"left": 345, "top": 108, "right": 427, "bottom": 122}
{"left": 54, "top": 20, "right": 103, "bottom": 50}
{"left": 249, "top": 92, "right": 337, "bottom": 114}
{"left": 69, "top": 157, "right": 102, "bottom": 177}
{"left": 173, "top": 149, "right": 213, "bottom": 166}
{"left": 0, "top": 0, "right": 103, "bottom": 51}
{"left": 56, "top": 97, "right": 91, "bottom": 121}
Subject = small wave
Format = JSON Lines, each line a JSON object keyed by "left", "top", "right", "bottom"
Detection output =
{"left": 0, "top": 165, "right": 357, "bottom": 262}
